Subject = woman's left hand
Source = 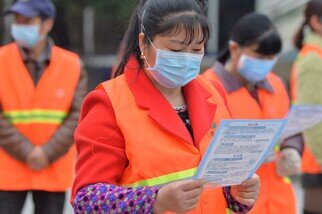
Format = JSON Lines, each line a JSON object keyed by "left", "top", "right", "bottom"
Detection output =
{"left": 230, "top": 174, "right": 260, "bottom": 207}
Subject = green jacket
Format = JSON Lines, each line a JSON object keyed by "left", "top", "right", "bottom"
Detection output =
{"left": 296, "top": 32, "right": 322, "bottom": 165}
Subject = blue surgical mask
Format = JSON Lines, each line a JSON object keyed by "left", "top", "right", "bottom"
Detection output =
{"left": 11, "top": 24, "right": 42, "bottom": 48}
{"left": 237, "top": 54, "right": 277, "bottom": 83}
{"left": 145, "top": 42, "right": 204, "bottom": 88}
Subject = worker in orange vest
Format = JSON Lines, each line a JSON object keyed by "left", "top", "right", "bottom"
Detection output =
{"left": 0, "top": 0, "right": 87, "bottom": 213}
{"left": 203, "top": 13, "right": 303, "bottom": 214}
{"left": 71, "top": 0, "right": 260, "bottom": 213}
{"left": 291, "top": 1, "right": 322, "bottom": 213}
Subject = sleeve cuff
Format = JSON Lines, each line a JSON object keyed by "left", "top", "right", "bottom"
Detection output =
{"left": 223, "top": 186, "right": 253, "bottom": 214}
{"left": 73, "top": 183, "right": 159, "bottom": 214}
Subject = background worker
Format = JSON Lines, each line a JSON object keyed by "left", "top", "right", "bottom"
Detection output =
{"left": 0, "top": 0, "right": 87, "bottom": 213}
{"left": 203, "top": 13, "right": 303, "bottom": 214}
{"left": 291, "top": 0, "right": 322, "bottom": 213}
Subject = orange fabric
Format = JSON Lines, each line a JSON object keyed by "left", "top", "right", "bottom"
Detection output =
{"left": 290, "top": 44, "right": 322, "bottom": 174}
{"left": 301, "top": 147, "right": 322, "bottom": 174}
{"left": 290, "top": 66, "right": 298, "bottom": 102}
{"left": 203, "top": 69, "right": 296, "bottom": 214}
{"left": 0, "top": 43, "right": 80, "bottom": 191}
{"left": 248, "top": 162, "right": 296, "bottom": 214}
{"left": 102, "top": 69, "right": 232, "bottom": 213}
{"left": 199, "top": 163, "right": 297, "bottom": 214}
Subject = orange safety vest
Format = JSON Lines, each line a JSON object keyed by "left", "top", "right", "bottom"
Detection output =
{"left": 290, "top": 44, "right": 322, "bottom": 174}
{"left": 0, "top": 43, "right": 80, "bottom": 191}
{"left": 101, "top": 74, "right": 232, "bottom": 214}
{"left": 203, "top": 70, "right": 296, "bottom": 214}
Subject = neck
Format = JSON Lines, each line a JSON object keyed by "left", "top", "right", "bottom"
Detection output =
{"left": 144, "top": 69, "right": 186, "bottom": 107}
{"left": 156, "top": 84, "right": 186, "bottom": 107}
{"left": 27, "top": 38, "right": 47, "bottom": 61}
{"left": 226, "top": 61, "right": 248, "bottom": 86}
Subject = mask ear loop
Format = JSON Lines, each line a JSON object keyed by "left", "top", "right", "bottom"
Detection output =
{"left": 140, "top": 23, "right": 157, "bottom": 69}
{"left": 141, "top": 24, "right": 157, "bottom": 50}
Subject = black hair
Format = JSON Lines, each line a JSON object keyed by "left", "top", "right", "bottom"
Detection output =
{"left": 218, "top": 13, "right": 282, "bottom": 64}
{"left": 294, "top": 0, "right": 322, "bottom": 49}
{"left": 114, "top": 0, "right": 210, "bottom": 77}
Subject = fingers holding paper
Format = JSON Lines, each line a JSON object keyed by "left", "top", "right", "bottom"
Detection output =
{"left": 231, "top": 174, "right": 260, "bottom": 207}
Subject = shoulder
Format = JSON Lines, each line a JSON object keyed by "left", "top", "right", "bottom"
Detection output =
{"left": 98, "top": 75, "right": 130, "bottom": 106}
{"left": 296, "top": 44, "right": 322, "bottom": 74}
{"left": 202, "top": 68, "right": 217, "bottom": 80}
{"left": 79, "top": 89, "right": 113, "bottom": 121}
{"left": 0, "top": 43, "right": 17, "bottom": 58}
{"left": 265, "top": 73, "right": 289, "bottom": 104}
{"left": 52, "top": 45, "right": 80, "bottom": 62}
{"left": 267, "top": 73, "right": 285, "bottom": 86}
{"left": 100, "top": 75, "right": 127, "bottom": 88}
{"left": 202, "top": 65, "right": 223, "bottom": 83}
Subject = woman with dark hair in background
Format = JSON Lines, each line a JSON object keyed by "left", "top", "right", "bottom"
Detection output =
{"left": 291, "top": 1, "right": 322, "bottom": 213}
{"left": 71, "top": 0, "right": 260, "bottom": 213}
{"left": 203, "top": 13, "right": 303, "bottom": 214}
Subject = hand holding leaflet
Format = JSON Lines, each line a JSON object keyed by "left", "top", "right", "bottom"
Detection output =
{"left": 194, "top": 119, "right": 287, "bottom": 187}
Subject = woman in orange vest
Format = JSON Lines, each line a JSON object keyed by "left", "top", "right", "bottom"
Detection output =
{"left": 71, "top": 0, "right": 261, "bottom": 213}
{"left": 203, "top": 13, "right": 303, "bottom": 214}
{"left": 291, "top": 1, "right": 322, "bottom": 213}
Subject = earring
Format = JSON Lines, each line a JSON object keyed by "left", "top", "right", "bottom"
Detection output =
{"left": 140, "top": 52, "right": 145, "bottom": 59}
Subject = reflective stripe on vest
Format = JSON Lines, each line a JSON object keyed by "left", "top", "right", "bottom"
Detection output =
{"left": 283, "top": 177, "right": 292, "bottom": 184}
{"left": 3, "top": 109, "right": 68, "bottom": 125}
{"left": 226, "top": 208, "right": 233, "bottom": 214}
{"left": 128, "top": 167, "right": 197, "bottom": 187}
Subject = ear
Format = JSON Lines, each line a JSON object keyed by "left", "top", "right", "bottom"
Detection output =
{"left": 40, "top": 19, "right": 54, "bottom": 36}
{"left": 229, "top": 41, "right": 242, "bottom": 61}
{"left": 139, "top": 32, "right": 147, "bottom": 53}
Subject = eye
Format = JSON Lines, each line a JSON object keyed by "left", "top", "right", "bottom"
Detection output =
{"left": 193, "top": 49, "right": 202, "bottom": 52}
{"left": 169, "top": 49, "right": 181, "bottom": 52}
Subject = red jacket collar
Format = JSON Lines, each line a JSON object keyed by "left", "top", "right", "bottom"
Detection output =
{"left": 124, "top": 57, "right": 217, "bottom": 147}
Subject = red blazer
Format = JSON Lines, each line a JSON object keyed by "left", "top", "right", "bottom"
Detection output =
{"left": 71, "top": 58, "right": 228, "bottom": 201}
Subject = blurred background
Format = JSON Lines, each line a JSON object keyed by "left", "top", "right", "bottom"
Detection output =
{"left": 0, "top": 0, "right": 309, "bottom": 90}
{"left": 0, "top": 0, "right": 309, "bottom": 213}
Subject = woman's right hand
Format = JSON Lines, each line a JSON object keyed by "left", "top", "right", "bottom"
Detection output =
{"left": 153, "top": 179, "right": 206, "bottom": 214}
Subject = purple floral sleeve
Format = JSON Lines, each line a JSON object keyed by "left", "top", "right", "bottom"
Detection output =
{"left": 73, "top": 183, "right": 159, "bottom": 214}
{"left": 223, "top": 186, "right": 253, "bottom": 214}
{"left": 73, "top": 183, "right": 251, "bottom": 214}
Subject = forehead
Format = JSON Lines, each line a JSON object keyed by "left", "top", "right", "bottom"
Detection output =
{"left": 156, "top": 25, "right": 206, "bottom": 45}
